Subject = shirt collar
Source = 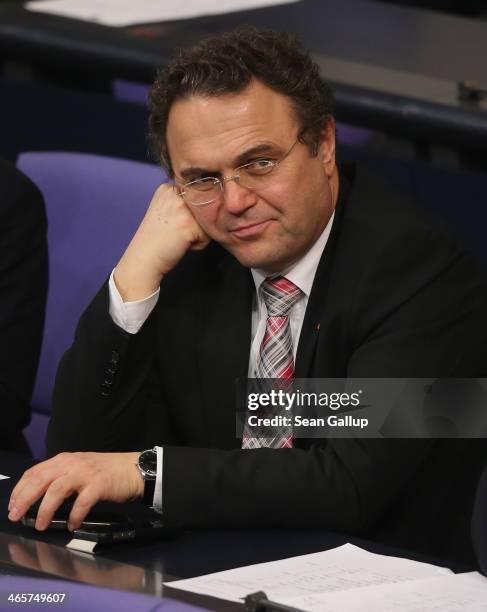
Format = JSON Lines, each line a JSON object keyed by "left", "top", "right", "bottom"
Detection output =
{"left": 251, "top": 211, "right": 335, "bottom": 298}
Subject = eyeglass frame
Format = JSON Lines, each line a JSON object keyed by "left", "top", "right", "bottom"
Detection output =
{"left": 175, "top": 136, "right": 301, "bottom": 206}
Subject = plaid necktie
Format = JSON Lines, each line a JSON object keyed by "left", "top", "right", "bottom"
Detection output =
{"left": 242, "top": 276, "right": 302, "bottom": 449}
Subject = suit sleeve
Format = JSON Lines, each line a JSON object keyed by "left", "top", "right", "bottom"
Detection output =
{"left": 0, "top": 165, "right": 48, "bottom": 444}
{"left": 47, "top": 282, "right": 181, "bottom": 454}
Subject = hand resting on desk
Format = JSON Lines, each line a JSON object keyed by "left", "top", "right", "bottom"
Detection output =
{"left": 8, "top": 452, "right": 143, "bottom": 531}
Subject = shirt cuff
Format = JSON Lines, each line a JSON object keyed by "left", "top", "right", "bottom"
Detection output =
{"left": 153, "top": 446, "right": 163, "bottom": 514}
{"left": 108, "top": 269, "right": 160, "bottom": 334}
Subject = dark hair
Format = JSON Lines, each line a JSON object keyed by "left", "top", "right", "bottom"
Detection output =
{"left": 148, "top": 26, "right": 335, "bottom": 176}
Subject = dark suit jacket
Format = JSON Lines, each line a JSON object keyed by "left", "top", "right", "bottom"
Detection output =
{"left": 0, "top": 159, "right": 48, "bottom": 453}
{"left": 48, "top": 164, "right": 487, "bottom": 567}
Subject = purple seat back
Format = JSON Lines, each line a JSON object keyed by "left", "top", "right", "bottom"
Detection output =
{"left": 17, "top": 152, "right": 166, "bottom": 417}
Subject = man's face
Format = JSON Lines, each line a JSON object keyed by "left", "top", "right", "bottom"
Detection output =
{"left": 166, "top": 79, "right": 338, "bottom": 272}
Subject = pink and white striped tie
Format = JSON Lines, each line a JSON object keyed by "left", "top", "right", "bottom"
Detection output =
{"left": 242, "top": 276, "right": 302, "bottom": 449}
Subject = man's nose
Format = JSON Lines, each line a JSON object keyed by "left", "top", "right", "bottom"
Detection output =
{"left": 221, "top": 178, "right": 258, "bottom": 214}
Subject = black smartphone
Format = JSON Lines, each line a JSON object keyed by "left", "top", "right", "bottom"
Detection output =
{"left": 20, "top": 499, "right": 178, "bottom": 547}
{"left": 71, "top": 517, "right": 169, "bottom": 545}
{"left": 21, "top": 507, "right": 130, "bottom": 531}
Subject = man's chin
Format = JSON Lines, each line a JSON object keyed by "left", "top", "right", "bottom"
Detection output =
{"left": 225, "top": 244, "right": 290, "bottom": 272}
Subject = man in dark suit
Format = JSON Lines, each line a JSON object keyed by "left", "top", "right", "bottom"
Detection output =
{"left": 9, "top": 28, "right": 487, "bottom": 566}
{"left": 0, "top": 158, "right": 48, "bottom": 453}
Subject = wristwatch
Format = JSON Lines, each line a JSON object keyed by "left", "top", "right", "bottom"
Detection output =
{"left": 135, "top": 447, "right": 157, "bottom": 506}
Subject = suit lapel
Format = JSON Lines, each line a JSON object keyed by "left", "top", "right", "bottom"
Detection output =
{"left": 198, "top": 253, "right": 254, "bottom": 449}
{"left": 294, "top": 167, "right": 349, "bottom": 378}
{"left": 295, "top": 164, "right": 353, "bottom": 378}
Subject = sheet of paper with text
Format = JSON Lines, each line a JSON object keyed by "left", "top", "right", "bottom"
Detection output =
{"left": 165, "top": 543, "right": 451, "bottom": 604}
{"left": 277, "top": 572, "right": 487, "bottom": 611}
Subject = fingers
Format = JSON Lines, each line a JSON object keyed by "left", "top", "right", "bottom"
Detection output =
{"left": 8, "top": 454, "right": 69, "bottom": 523}
{"left": 184, "top": 210, "right": 211, "bottom": 252}
{"left": 8, "top": 453, "right": 95, "bottom": 530}
{"left": 9, "top": 455, "right": 58, "bottom": 504}
{"left": 8, "top": 452, "right": 143, "bottom": 531}
{"left": 189, "top": 233, "right": 211, "bottom": 251}
{"left": 114, "top": 182, "right": 208, "bottom": 301}
{"left": 150, "top": 182, "right": 211, "bottom": 250}
{"left": 34, "top": 473, "right": 82, "bottom": 531}
{"left": 66, "top": 485, "right": 105, "bottom": 531}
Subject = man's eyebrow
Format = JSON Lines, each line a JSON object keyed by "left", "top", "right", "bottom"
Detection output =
{"left": 233, "top": 143, "right": 279, "bottom": 167}
{"left": 178, "top": 143, "right": 279, "bottom": 182}
{"left": 179, "top": 166, "right": 214, "bottom": 181}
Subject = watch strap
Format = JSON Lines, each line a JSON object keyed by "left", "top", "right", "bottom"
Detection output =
{"left": 144, "top": 478, "right": 156, "bottom": 506}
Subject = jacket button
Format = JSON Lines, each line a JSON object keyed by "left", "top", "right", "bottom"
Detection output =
{"left": 100, "top": 383, "right": 111, "bottom": 397}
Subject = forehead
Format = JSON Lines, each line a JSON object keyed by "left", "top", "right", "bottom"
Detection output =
{"left": 166, "top": 79, "right": 298, "bottom": 171}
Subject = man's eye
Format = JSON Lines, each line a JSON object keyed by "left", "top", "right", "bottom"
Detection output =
{"left": 245, "top": 159, "right": 275, "bottom": 174}
{"left": 187, "top": 174, "right": 217, "bottom": 183}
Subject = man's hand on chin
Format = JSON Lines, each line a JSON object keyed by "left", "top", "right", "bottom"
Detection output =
{"left": 7, "top": 452, "right": 144, "bottom": 531}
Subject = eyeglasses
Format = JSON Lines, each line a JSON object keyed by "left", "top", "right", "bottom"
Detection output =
{"left": 177, "top": 138, "right": 299, "bottom": 206}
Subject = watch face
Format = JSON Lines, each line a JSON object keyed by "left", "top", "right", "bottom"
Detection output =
{"left": 139, "top": 449, "right": 157, "bottom": 478}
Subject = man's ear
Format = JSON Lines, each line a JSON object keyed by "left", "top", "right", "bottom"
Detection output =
{"left": 318, "top": 118, "right": 336, "bottom": 177}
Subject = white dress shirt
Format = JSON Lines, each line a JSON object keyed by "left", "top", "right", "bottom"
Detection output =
{"left": 108, "top": 212, "right": 334, "bottom": 513}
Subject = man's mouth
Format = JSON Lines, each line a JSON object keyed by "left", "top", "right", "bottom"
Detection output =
{"left": 230, "top": 220, "right": 271, "bottom": 239}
